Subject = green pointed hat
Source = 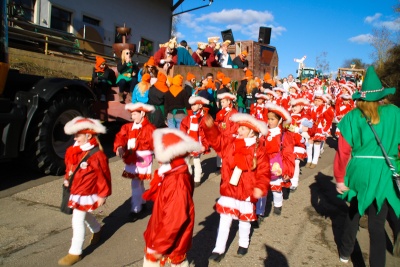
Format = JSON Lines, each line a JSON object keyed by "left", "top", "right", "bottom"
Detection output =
{"left": 352, "top": 66, "right": 396, "bottom": 101}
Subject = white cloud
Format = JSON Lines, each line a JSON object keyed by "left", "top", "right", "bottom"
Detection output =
{"left": 196, "top": 9, "right": 274, "bottom": 25}
{"left": 380, "top": 17, "right": 400, "bottom": 31}
{"left": 348, "top": 34, "right": 373, "bottom": 44}
{"left": 175, "top": 31, "right": 185, "bottom": 39}
{"left": 365, "top": 13, "right": 382, "bottom": 23}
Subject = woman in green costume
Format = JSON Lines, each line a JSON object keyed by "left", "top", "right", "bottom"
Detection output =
{"left": 334, "top": 66, "right": 400, "bottom": 266}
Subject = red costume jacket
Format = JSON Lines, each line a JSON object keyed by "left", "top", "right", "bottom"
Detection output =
{"left": 310, "top": 104, "right": 334, "bottom": 141}
{"left": 154, "top": 47, "right": 178, "bottom": 68}
{"left": 143, "top": 163, "right": 194, "bottom": 263}
{"left": 202, "top": 123, "right": 271, "bottom": 202}
{"left": 250, "top": 103, "right": 269, "bottom": 124}
{"left": 203, "top": 45, "right": 218, "bottom": 67}
{"left": 180, "top": 109, "right": 210, "bottom": 152}
{"left": 64, "top": 145, "right": 112, "bottom": 211}
{"left": 262, "top": 127, "right": 295, "bottom": 178}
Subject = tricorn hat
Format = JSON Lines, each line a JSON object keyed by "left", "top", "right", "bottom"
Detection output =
{"left": 64, "top": 117, "right": 106, "bottom": 135}
{"left": 230, "top": 113, "right": 268, "bottom": 135}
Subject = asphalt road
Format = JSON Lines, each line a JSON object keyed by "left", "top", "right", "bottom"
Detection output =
{"left": 1, "top": 137, "right": 399, "bottom": 267}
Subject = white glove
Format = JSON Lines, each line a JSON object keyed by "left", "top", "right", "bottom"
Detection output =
{"left": 160, "top": 59, "right": 165, "bottom": 64}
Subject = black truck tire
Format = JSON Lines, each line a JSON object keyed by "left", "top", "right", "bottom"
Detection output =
{"left": 27, "top": 90, "right": 94, "bottom": 175}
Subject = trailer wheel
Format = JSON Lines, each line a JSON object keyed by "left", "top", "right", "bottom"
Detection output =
{"left": 28, "top": 91, "right": 94, "bottom": 175}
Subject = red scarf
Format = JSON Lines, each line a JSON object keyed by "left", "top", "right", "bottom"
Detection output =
{"left": 233, "top": 138, "right": 256, "bottom": 171}
{"left": 123, "top": 118, "right": 149, "bottom": 164}
{"left": 188, "top": 110, "right": 203, "bottom": 141}
{"left": 142, "top": 157, "right": 188, "bottom": 201}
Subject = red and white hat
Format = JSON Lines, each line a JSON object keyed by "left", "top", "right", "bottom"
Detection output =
{"left": 314, "top": 93, "right": 330, "bottom": 103}
{"left": 265, "top": 103, "right": 292, "bottom": 124}
{"left": 340, "top": 84, "right": 353, "bottom": 95}
{"left": 289, "top": 83, "right": 301, "bottom": 92}
{"left": 125, "top": 103, "right": 155, "bottom": 113}
{"left": 230, "top": 113, "right": 268, "bottom": 135}
{"left": 64, "top": 116, "right": 106, "bottom": 135}
{"left": 217, "top": 92, "right": 236, "bottom": 101}
{"left": 272, "top": 87, "right": 285, "bottom": 93}
{"left": 189, "top": 95, "right": 210, "bottom": 105}
{"left": 254, "top": 93, "right": 269, "bottom": 100}
{"left": 264, "top": 89, "right": 279, "bottom": 98}
{"left": 153, "top": 128, "right": 202, "bottom": 163}
{"left": 291, "top": 98, "right": 310, "bottom": 107}
{"left": 340, "top": 94, "right": 352, "bottom": 100}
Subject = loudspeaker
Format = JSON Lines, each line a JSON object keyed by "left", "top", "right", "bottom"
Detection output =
{"left": 221, "top": 29, "right": 235, "bottom": 45}
{"left": 258, "top": 27, "right": 271, "bottom": 45}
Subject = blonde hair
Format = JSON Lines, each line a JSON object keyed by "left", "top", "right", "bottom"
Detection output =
{"left": 246, "top": 79, "right": 256, "bottom": 94}
{"left": 356, "top": 100, "right": 380, "bottom": 124}
{"left": 94, "top": 136, "right": 104, "bottom": 151}
{"left": 121, "top": 49, "right": 130, "bottom": 64}
{"left": 137, "top": 81, "right": 151, "bottom": 95}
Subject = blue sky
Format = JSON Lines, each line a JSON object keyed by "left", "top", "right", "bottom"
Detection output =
{"left": 173, "top": 0, "right": 399, "bottom": 78}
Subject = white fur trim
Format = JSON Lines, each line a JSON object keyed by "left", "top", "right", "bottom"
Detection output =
{"left": 291, "top": 98, "right": 310, "bottom": 106}
{"left": 340, "top": 84, "right": 353, "bottom": 95}
{"left": 189, "top": 95, "right": 210, "bottom": 105}
{"left": 340, "top": 94, "right": 352, "bottom": 99}
{"left": 230, "top": 113, "right": 269, "bottom": 135}
{"left": 64, "top": 116, "right": 106, "bottom": 135}
{"left": 254, "top": 93, "right": 268, "bottom": 100}
{"left": 313, "top": 92, "right": 329, "bottom": 103}
{"left": 153, "top": 128, "right": 202, "bottom": 163}
{"left": 272, "top": 87, "right": 285, "bottom": 93}
{"left": 264, "top": 103, "right": 292, "bottom": 124}
{"left": 125, "top": 103, "right": 155, "bottom": 113}
{"left": 264, "top": 89, "right": 279, "bottom": 98}
{"left": 217, "top": 92, "right": 236, "bottom": 101}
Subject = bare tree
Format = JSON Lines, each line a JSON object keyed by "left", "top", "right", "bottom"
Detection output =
{"left": 315, "top": 52, "right": 330, "bottom": 74}
{"left": 370, "top": 27, "right": 395, "bottom": 70}
{"left": 171, "top": 16, "right": 180, "bottom": 38}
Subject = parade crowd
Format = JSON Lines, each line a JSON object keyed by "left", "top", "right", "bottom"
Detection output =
{"left": 59, "top": 36, "right": 400, "bottom": 267}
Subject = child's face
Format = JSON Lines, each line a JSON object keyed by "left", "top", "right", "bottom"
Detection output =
{"left": 289, "top": 87, "right": 296, "bottom": 94}
{"left": 237, "top": 126, "right": 254, "bottom": 139}
{"left": 74, "top": 133, "right": 91, "bottom": 146}
{"left": 268, "top": 112, "right": 280, "bottom": 128}
{"left": 221, "top": 99, "right": 231, "bottom": 108}
{"left": 291, "top": 104, "right": 303, "bottom": 114}
{"left": 191, "top": 104, "right": 201, "bottom": 113}
{"left": 256, "top": 98, "right": 264, "bottom": 104}
{"left": 313, "top": 98, "right": 324, "bottom": 106}
{"left": 131, "top": 111, "right": 143, "bottom": 123}
{"left": 343, "top": 99, "right": 350, "bottom": 105}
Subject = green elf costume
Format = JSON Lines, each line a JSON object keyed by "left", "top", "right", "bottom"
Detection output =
{"left": 334, "top": 66, "right": 400, "bottom": 265}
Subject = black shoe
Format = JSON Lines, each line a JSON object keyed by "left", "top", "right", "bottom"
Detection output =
{"left": 237, "top": 246, "right": 248, "bottom": 257}
{"left": 257, "top": 215, "right": 264, "bottom": 225}
{"left": 208, "top": 252, "right": 224, "bottom": 262}
{"left": 273, "top": 206, "right": 282, "bottom": 216}
{"left": 141, "top": 203, "right": 147, "bottom": 211}
{"left": 194, "top": 182, "right": 201, "bottom": 188}
{"left": 282, "top": 188, "right": 290, "bottom": 200}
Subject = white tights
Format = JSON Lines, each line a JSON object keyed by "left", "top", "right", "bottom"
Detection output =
{"left": 69, "top": 209, "right": 101, "bottom": 255}
{"left": 131, "top": 178, "right": 145, "bottom": 213}
{"left": 306, "top": 142, "right": 321, "bottom": 164}
{"left": 213, "top": 213, "right": 251, "bottom": 254}
{"left": 291, "top": 159, "right": 300, "bottom": 188}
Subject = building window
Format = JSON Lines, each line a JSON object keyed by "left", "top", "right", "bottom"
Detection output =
{"left": 51, "top": 6, "right": 71, "bottom": 32}
{"left": 9, "top": 0, "right": 34, "bottom": 22}
{"left": 139, "top": 38, "right": 153, "bottom": 56}
{"left": 83, "top": 15, "right": 100, "bottom": 26}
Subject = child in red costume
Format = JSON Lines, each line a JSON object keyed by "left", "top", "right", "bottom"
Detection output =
{"left": 180, "top": 95, "right": 211, "bottom": 187}
{"left": 306, "top": 93, "right": 334, "bottom": 169}
{"left": 114, "top": 103, "right": 156, "bottom": 221}
{"left": 334, "top": 94, "right": 354, "bottom": 138}
{"left": 288, "top": 98, "right": 313, "bottom": 191}
{"left": 263, "top": 103, "right": 295, "bottom": 215}
{"left": 58, "top": 117, "right": 111, "bottom": 266}
{"left": 202, "top": 113, "right": 270, "bottom": 262}
{"left": 249, "top": 93, "right": 269, "bottom": 124}
{"left": 214, "top": 92, "right": 239, "bottom": 172}
{"left": 142, "top": 128, "right": 202, "bottom": 267}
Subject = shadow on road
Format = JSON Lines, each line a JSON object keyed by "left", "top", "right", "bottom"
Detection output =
{"left": 309, "top": 172, "right": 366, "bottom": 267}
{"left": 263, "top": 244, "right": 289, "bottom": 267}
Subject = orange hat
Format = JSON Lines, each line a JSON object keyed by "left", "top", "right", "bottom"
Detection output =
{"left": 230, "top": 113, "right": 268, "bottom": 135}
{"left": 95, "top": 56, "right": 106, "bottom": 72}
{"left": 216, "top": 71, "right": 225, "bottom": 80}
{"left": 172, "top": 74, "right": 183, "bottom": 86}
{"left": 244, "top": 70, "right": 253, "bottom": 79}
{"left": 153, "top": 128, "right": 202, "bottom": 163}
{"left": 254, "top": 77, "right": 261, "bottom": 85}
{"left": 125, "top": 103, "right": 155, "bottom": 113}
{"left": 64, "top": 116, "right": 106, "bottom": 135}
{"left": 241, "top": 51, "right": 248, "bottom": 57}
{"left": 186, "top": 72, "right": 196, "bottom": 81}
{"left": 222, "top": 77, "right": 231, "bottom": 86}
{"left": 146, "top": 56, "right": 155, "bottom": 66}
{"left": 154, "top": 72, "right": 169, "bottom": 93}
{"left": 167, "top": 76, "right": 173, "bottom": 86}
{"left": 142, "top": 73, "right": 151, "bottom": 83}
{"left": 263, "top": 72, "right": 271, "bottom": 82}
